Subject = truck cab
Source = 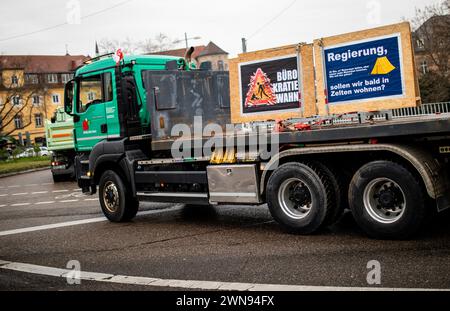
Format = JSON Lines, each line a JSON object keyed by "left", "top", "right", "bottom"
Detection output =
{"left": 64, "top": 54, "right": 185, "bottom": 151}
{"left": 64, "top": 54, "right": 189, "bottom": 186}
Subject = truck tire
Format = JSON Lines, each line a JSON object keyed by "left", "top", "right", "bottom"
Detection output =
{"left": 52, "top": 174, "right": 63, "bottom": 183}
{"left": 266, "top": 162, "right": 330, "bottom": 234}
{"left": 348, "top": 160, "right": 427, "bottom": 239}
{"left": 308, "top": 161, "right": 344, "bottom": 227}
{"left": 99, "top": 170, "right": 139, "bottom": 222}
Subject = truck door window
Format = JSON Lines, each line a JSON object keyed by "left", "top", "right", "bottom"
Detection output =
{"left": 103, "top": 73, "right": 113, "bottom": 102}
{"left": 77, "top": 73, "right": 112, "bottom": 113}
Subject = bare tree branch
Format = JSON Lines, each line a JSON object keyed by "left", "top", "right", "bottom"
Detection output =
{"left": 97, "top": 33, "right": 176, "bottom": 55}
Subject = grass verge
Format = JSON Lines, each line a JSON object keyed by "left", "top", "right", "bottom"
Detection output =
{"left": 0, "top": 157, "right": 50, "bottom": 176}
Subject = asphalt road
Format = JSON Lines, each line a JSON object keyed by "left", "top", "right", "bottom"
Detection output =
{"left": 0, "top": 169, "right": 449, "bottom": 291}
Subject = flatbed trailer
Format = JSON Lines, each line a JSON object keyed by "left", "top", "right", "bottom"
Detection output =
{"left": 151, "top": 114, "right": 450, "bottom": 151}
{"left": 81, "top": 104, "right": 450, "bottom": 240}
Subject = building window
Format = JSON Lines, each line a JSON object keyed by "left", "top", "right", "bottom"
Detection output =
{"left": 25, "top": 74, "right": 39, "bottom": 84}
{"left": 47, "top": 74, "right": 58, "bottom": 83}
{"left": 420, "top": 60, "right": 429, "bottom": 74}
{"left": 416, "top": 39, "right": 424, "bottom": 49}
{"left": 35, "top": 113, "right": 43, "bottom": 128}
{"left": 87, "top": 92, "right": 95, "bottom": 101}
{"left": 14, "top": 115, "right": 23, "bottom": 129}
{"left": 33, "top": 95, "right": 40, "bottom": 105}
{"left": 12, "top": 95, "right": 21, "bottom": 106}
{"left": 52, "top": 94, "right": 60, "bottom": 104}
{"left": 11, "top": 75, "right": 19, "bottom": 85}
{"left": 218, "top": 60, "right": 224, "bottom": 71}
{"left": 61, "top": 73, "right": 73, "bottom": 84}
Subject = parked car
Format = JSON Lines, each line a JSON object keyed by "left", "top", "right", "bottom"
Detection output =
{"left": 38, "top": 146, "right": 50, "bottom": 157}
{"left": 16, "top": 148, "right": 36, "bottom": 158}
{"left": 16, "top": 147, "right": 51, "bottom": 158}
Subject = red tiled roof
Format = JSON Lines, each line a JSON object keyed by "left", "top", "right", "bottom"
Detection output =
{"left": 0, "top": 55, "right": 88, "bottom": 73}
{"left": 150, "top": 45, "right": 206, "bottom": 60}
{"left": 198, "top": 41, "right": 228, "bottom": 57}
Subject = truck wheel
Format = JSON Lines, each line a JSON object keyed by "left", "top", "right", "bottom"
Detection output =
{"left": 52, "top": 174, "right": 63, "bottom": 183}
{"left": 308, "top": 161, "right": 344, "bottom": 227}
{"left": 266, "top": 162, "right": 330, "bottom": 234}
{"left": 349, "top": 160, "right": 427, "bottom": 239}
{"left": 99, "top": 170, "right": 139, "bottom": 222}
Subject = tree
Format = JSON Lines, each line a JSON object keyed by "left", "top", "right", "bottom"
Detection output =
{"left": 411, "top": 0, "right": 450, "bottom": 103}
{"left": 97, "top": 37, "right": 140, "bottom": 55}
{"left": 139, "top": 33, "right": 175, "bottom": 53}
{"left": 419, "top": 71, "right": 450, "bottom": 103}
{"left": 0, "top": 57, "right": 47, "bottom": 140}
{"left": 97, "top": 33, "right": 176, "bottom": 55}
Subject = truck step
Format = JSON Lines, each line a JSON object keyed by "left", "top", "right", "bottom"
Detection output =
{"left": 135, "top": 171, "right": 207, "bottom": 184}
{"left": 136, "top": 191, "right": 209, "bottom": 204}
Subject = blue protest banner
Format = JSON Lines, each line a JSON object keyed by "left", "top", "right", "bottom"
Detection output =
{"left": 323, "top": 35, "right": 404, "bottom": 104}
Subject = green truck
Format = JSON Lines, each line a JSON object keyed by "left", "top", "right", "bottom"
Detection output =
{"left": 63, "top": 53, "right": 450, "bottom": 240}
{"left": 45, "top": 107, "right": 76, "bottom": 182}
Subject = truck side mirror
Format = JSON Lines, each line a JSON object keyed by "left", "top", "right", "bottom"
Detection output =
{"left": 64, "top": 80, "right": 75, "bottom": 116}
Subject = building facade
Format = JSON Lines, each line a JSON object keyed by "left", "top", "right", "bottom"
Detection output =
{"left": 152, "top": 41, "right": 229, "bottom": 71}
{"left": 196, "top": 41, "right": 229, "bottom": 71}
{"left": 412, "top": 14, "right": 450, "bottom": 76}
{"left": 0, "top": 55, "right": 86, "bottom": 145}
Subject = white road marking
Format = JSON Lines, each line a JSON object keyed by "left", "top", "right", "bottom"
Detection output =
{"left": 35, "top": 201, "right": 56, "bottom": 205}
{"left": 0, "top": 259, "right": 447, "bottom": 291}
{"left": 0, "top": 191, "right": 51, "bottom": 197}
{"left": 60, "top": 199, "right": 79, "bottom": 203}
{"left": 8, "top": 185, "right": 20, "bottom": 188}
{"left": 52, "top": 190, "right": 69, "bottom": 193}
{"left": 0, "top": 207, "right": 181, "bottom": 237}
{"left": 25, "top": 184, "right": 38, "bottom": 187}
{"left": 73, "top": 189, "right": 81, "bottom": 191}
{"left": 11, "top": 203, "right": 31, "bottom": 207}
{"left": 42, "top": 183, "right": 53, "bottom": 185}
{"left": 0, "top": 217, "right": 106, "bottom": 237}
{"left": 2, "top": 197, "right": 98, "bottom": 208}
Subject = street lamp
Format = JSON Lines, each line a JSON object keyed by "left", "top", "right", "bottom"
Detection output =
{"left": 173, "top": 33, "right": 201, "bottom": 49}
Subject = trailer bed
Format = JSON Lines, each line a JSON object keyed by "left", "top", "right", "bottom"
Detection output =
{"left": 151, "top": 114, "right": 450, "bottom": 151}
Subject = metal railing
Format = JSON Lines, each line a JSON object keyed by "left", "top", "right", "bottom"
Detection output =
{"left": 391, "top": 102, "right": 450, "bottom": 118}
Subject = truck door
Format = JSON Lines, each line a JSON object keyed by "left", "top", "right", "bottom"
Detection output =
{"left": 74, "top": 72, "right": 113, "bottom": 151}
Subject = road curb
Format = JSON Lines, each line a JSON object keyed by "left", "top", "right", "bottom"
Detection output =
{"left": 0, "top": 166, "right": 51, "bottom": 179}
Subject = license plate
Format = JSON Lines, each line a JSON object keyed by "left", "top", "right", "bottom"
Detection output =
{"left": 53, "top": 165, "right": 66, "bottom": 170}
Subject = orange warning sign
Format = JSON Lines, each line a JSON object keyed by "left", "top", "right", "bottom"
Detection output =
{"left": 244, "top": 68, "right": 277, "bottom": 107}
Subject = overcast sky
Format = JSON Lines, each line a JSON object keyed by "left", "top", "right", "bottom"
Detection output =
{"left": 0, "top": 0, "right": 443, "bottom": 57}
